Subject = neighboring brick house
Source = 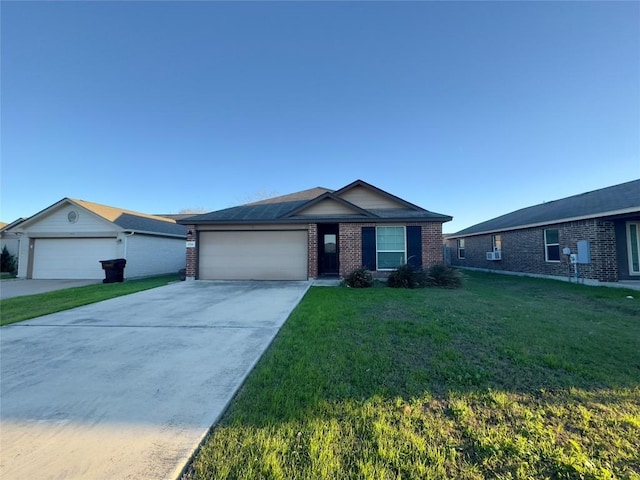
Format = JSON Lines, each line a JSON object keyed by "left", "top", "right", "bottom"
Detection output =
{"left": 179, "top": 180, "right": 452, "bottom": 280}
{"left": 446, "top": 179, "right": 640, "bottom": 284}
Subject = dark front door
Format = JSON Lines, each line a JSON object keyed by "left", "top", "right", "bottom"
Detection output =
{"left": 318, "top": 224, "right": 339, "bottom": 276}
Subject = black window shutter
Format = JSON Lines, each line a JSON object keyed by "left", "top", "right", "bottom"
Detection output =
{"left": 406, "top": 226, "right": 423, "bottom": 268}
{"left": 361, "top": 227, "right": 376, "bottom": 270}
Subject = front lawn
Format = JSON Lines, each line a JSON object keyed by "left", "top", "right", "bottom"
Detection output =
{"left": 186, "top": 271, "right": 640, "bottom": 479}
{"left": 0, "top": 274, "right": 179, "bottom": 326}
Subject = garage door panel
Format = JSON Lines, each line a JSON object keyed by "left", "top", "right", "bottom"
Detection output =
{"left": 33, "top": 238, "right": 118, "bottom": 279}
{"left": 199, "top": 231, "right": 307, "bottom": 280}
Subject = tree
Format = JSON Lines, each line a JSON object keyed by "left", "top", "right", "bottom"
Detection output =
{"left": 177, "top": 207, "right": 209, "bottom": 214}
{"left": 1, "top": 245, "right": 17, "bottom": 275}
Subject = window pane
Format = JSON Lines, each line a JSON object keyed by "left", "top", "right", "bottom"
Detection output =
{"left": 545, "top": 229, "right": 558, "bottom": 244}
{"left": 378, "top": 252, "right": 405, "bottom": 269}
{"left": 493, "top": 235, "right": 502, "bottom": 251}
{"left": 324, "top": 234, "right": 336, "bottom": 253}
{"left": 630, "top": 224, "right": 639, "bottom": 272}
{"left": 377, "top": 226, "right": 404, "bottom": 250}
{"left": 547, "top": 245, "right": 560, "bottom": 261}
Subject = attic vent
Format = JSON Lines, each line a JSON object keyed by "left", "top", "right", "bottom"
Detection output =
{"left": 67, "top": 210, "right": 79, "bottom": 223}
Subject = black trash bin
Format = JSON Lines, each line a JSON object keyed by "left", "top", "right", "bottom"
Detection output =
{"left": 99, "top": 258, "right": 127, "bottom": 283}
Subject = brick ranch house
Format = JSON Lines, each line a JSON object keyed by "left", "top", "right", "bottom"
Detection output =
{"left": 179, "top": 180, "right": 452, "bottom": 280}
{"left": 445, "top": 179, "right": 640, "bottom": 285}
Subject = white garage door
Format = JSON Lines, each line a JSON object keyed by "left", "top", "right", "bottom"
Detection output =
{"left": 32, "top": 238, "right": 119, "bottom": 279}
{"left": 199, "top": 231, "right": 308, "bottom": 280}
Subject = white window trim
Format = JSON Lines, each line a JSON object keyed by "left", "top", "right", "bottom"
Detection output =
{"left": 375, "top": 225, "right": 406, "bottom": 271}
{"left": 544, "top": 228, "right": 560, "bottom": 263}
{"left": 626, "top": 222, "right": 640, "bottom": 276}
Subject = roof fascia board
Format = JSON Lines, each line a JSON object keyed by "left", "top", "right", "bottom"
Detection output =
{"left": 123, "top": 230, "right": 186, "bottom": 239}
{"left": 188, "top": 216, "right": 450, "bottom": 226}
{"left": 449, "top": 207, "right": 640, "bottom": 238}
{"left": 15, "top": 231, "right": 119, "bottom": 238}
{"left": 333, "top": 179, "right": 425, "bottom": 211}
{"left": 284, "top": 192, "right": 378, "bottom": 218}
{"left": 15, "top": 198, "right": 119, "bottom": 231}
{"left": 0, "top": 218, "right": 26, "bottom": 232}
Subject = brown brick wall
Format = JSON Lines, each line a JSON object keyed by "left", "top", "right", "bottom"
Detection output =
{"left": 185, "top": 225, "right": 197, "bottom": 279}
{"left": 447, "top": 219, "right": 619, "bottom": 282}
{"left": 307, "top": 223, "right": 318, "bottom": 279}
{"left": 190, "top": 221, "right": 447, "bottom": 280}
{"left": 337, "top": 222, "right": 445, "bottom": 278}
{"left": 421, "top": 222, "right": 445, "bottom": 269}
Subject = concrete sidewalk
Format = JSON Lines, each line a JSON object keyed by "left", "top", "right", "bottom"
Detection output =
{"left": 0, "top": 279, "right": 101, "bottom": 300}
{"left": 0, "top": 280, "right": 310, "bottom": 480}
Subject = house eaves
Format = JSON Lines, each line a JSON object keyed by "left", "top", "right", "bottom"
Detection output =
{"left": 1, "top": 218, "right": 26, "bottom": 232}
{"left": 448, "top": 207, "right": 640, "bottom": 239}
{"left": 449, "top": 179, "right": 640, "bottom": 239}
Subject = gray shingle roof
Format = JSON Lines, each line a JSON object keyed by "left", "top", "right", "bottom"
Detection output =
{"left": 180, "top": 181, "right": 453, "bottom": 225}
{"left": 183, "top": 201, "right": 309, "bottom": 223}
{"left": 113, "top": 213, "right": 187, "bottom": 236}
{"left": 451, "top": 179, "right": 640, "bottom": 237}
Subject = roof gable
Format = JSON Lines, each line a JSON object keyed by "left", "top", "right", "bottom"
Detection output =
{"left": 451, "top": 179, "right": 640, "bottom": 237}
{"left": 16, "top": 198, "right": 186, "bottom": 237}
{"left": 334, "top": 180, "right": 424, "bottom": 211}
{"left": 285, "top": 193, "right": 377, "bottom": 218}
{"left": 181, "top": 179, "right": 452, "bottom": 224}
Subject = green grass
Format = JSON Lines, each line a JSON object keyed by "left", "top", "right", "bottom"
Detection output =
{"left": 0, "top": 274, "right": 179, "bottom": 326}
{"left": 185, "top": 271, "right": 640, "bottom": 480}
{"left": 0, "top": 272, "right": 16, "bottom": 279}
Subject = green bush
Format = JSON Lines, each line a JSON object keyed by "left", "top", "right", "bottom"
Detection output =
{"left": 426, "top": 264, "right": 463, "bottom": 288}
{"left": 1, "top": 246, "right": 17, "bottom": 275}
{"left": 344, "top": 267, "right": 374, "bottom": 288}
{"left": 387, "top": 264, "right": 428, "bottom": 289}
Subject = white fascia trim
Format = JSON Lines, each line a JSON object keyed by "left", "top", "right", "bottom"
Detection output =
{"left": 123, "top": 229, "right": 186, "bottom": 239}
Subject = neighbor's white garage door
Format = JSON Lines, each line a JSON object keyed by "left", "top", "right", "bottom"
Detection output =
{"left": 32, "top": 238, "right": 118, "bottom": 279}
{"left": 199, "top": 231, "right": 308, "bottom": 280}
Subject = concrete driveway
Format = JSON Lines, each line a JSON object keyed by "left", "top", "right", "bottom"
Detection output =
{"left": 1, "top": 279, "right": 102, "bottom": 300}
{"left": 0, "top": 280, "right": 310, "bottom": 480}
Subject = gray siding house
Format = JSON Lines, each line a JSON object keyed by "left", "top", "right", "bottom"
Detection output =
{"left": 446, "top": 179, "right": 640, "bottom": 285}
{"left": 14, "top": 198, "right": 186, "bottom": 280}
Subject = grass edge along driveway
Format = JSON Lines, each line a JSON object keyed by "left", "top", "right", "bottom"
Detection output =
{"left": 185, "top": 271, "right": 640, "bottom": 480}
{"left": 0, "top": 274, "right": 179, "bottom": 326}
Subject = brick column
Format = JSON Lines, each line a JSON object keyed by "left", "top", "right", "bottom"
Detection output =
{"left": 185, "top": 225, "right": 197, "bottom": 280}
{"left": 422, "top": 222, "right": 445, "bottom": 268}
{"left": 308, "top": 224, "right": 318, "bottom": 279}
{"left": 339, "top": 223, "right": 372, "bottom": 276}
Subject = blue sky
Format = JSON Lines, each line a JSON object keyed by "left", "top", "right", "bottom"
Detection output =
{"left": 2, "top": 1, "right": 638, "bottom": 233}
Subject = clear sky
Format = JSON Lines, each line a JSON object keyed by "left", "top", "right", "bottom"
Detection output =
{"left": 2, "top": 1, "right": 638, "bottom": 233}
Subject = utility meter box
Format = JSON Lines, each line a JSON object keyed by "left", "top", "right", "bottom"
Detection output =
{"left": 577, "top": 240, "right": 591, "bottom": 264}
{"left": 570, "top": 254, "right": 578, "bottom": 264}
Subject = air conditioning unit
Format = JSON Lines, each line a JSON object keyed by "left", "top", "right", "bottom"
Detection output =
{"left": 486, "top": 250, "right": 502, "bottom": 261}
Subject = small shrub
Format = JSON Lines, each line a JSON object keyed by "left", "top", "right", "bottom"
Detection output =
{"left": 387, "top": 264, "right": 428, "bottom": 289}
{"left": 1, "top": 246, "right": 17, "bottom": 275}
{"left": 344, "top": 267, "right": 374, "bottom": 288}
{"left": 426, "top": 264, "right": 463, "bottom": 288}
